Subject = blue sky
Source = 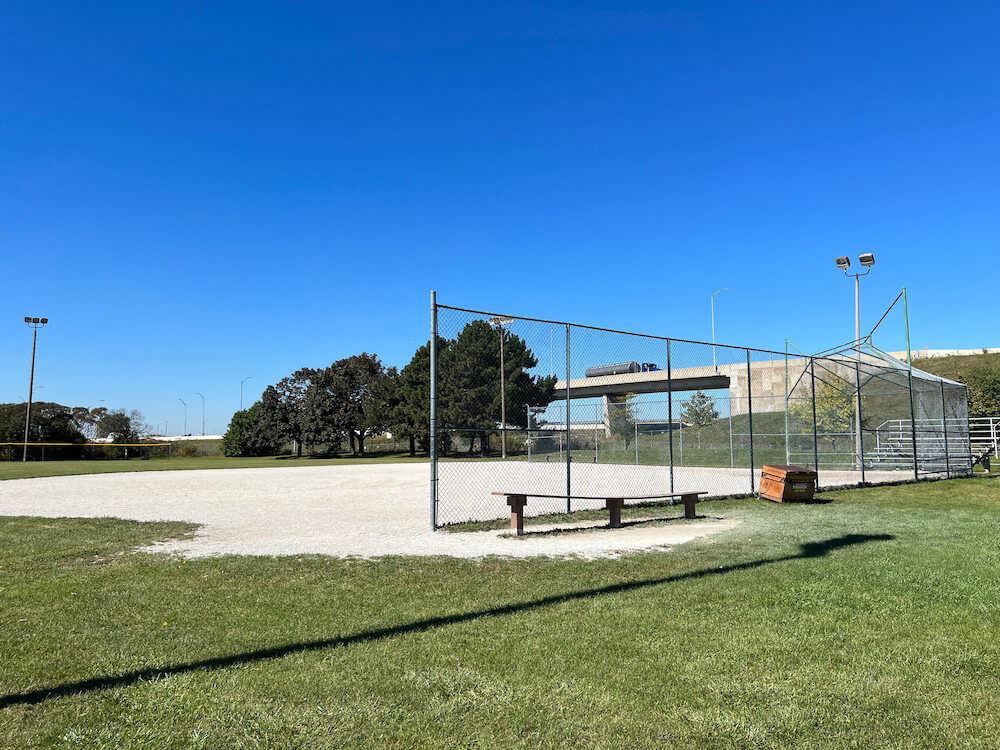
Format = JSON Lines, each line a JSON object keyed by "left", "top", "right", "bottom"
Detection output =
{"left": 2, "top": 1, "right": 997, "bottom": 434}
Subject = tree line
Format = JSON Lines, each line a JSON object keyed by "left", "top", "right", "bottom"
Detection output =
{"left": 0, "top": 402, "right": 149, "bottom": 459}
{"left": 223, "top": 321, "right": 556, "bottom": 458}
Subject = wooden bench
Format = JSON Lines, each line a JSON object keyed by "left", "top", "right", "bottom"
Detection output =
{"left": 491, "top": 491, "right": 708, "bottom": 535}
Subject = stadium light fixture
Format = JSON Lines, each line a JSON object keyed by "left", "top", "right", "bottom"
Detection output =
{"left": 835, "top": 254, "right": 876, "bottom": 470}
{"left": 22, "top": 316, "right": 49, "bottom": 462}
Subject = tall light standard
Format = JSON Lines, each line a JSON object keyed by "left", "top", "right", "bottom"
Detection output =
{"left": 711, "top": 288, "right": 728, "bottom": 372}
{"left": 240, "top": 376, "right": 252, "bottom": 411}
{"left": 178, "top": 398, "right": 188, "bottom": 436}
{"left": 489, "top": 316, "right": 514, "bottom": 459}
{"left": 22, "top": 316, "right": 48, "bottom": 462}
{"left": 86, "top": 399, "right": 105, "bottom": 440}
{"left": 836, "top": 253, "right": 875, "bottom": 469}
{"left": 195, "top": 392, "right": 206, "bottom": 436}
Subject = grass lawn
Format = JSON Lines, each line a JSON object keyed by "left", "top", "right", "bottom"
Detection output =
{"left": 0, "top": 453, "right": 428, "bottom": 482}
{"left": 2, "top": 478, "right": 999, "bottom": 748}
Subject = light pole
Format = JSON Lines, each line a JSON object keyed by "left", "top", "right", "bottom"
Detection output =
{"left": 835, "top": 253, "right": 875, "bottom": 469}
{"left": 489, "top": 316, "right": 514, "bottom": 459}
{"left": 86, "top": 399, "right": 105, "bottom": 440}
{"left": 240, "top": 376, "right": 252, "bottom": 411}
{"left": 195, "top": 392, "right": 206, "bottom": 436}
{"left": 711, "top": 288, "right": 728, "bottom": 372}
{"left": 22, "top": 316, "right": 48, "bottom": 462}
{"left": 178, "top": 398, "right": 187, "bottom": 436}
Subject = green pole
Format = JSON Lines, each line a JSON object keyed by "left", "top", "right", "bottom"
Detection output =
{"left": 784, "top": 339, "right": 790, "bottom": 465}
{"left": 904, "top": 287, "right": 919, "bottom": 481}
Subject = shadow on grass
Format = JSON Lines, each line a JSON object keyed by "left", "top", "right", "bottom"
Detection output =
{"left": 0, "top": 533, "right": 892, "bottom": 709}
{"left": 504, "top": 514, "right": 727, "bottom": 538}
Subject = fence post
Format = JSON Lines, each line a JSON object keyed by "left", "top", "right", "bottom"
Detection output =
{"left": 904, "top": 287, "right": 919, "bottom": 481}
{"left": 667, "top": 340, "right": 674, "bottom": 494}
{"left": 784, "top": 340, "right": 791, "bottom": 465}
{"left": 855, "top": 361, "right": 865, "bottom": 487}
{"left": 429, "top": 290, "right": 438, "bottom": 531}
{"left": 810, "top": 359, "right": 819, "bottom": 472}
{"left": 747, "top": 350, "right": 755, "bottom": 495}
{"left": 565, "top": 324, "right": 571, "bottom": 513}
{"left": 940, "top": 380, "right": 950, "bottom": 478}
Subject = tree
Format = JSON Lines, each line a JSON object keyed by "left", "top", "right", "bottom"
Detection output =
{"left": 221, "top": 403, "right": 284, "bottom": 457}
{"left": 256, "top": 375, "right": 309, "bottom": 456}
{"left": 317, "top": 353, "right": 388, "bottom": 456}
{"left": 389, "top": 342, "right": 435, "bottom": 456}
{"left": 607, "top": 394, "right": 639, "bottom": 448}
{"left": 789, "top": 377, "right": 855, "bottom": 434}
{"left": 440, "top": 321, "right": 555, "bottom": 456}
{"left": 963, "top": 365, "right": 1000, "bottom": 418}
{"left": 96, "top": 409, "right": 149, "bottom": 443}
{"left": 681, "top": 391, "right": 719, "bottom": 427}
{"left": 0, "top": 402, "right": 85, "bottom": 444}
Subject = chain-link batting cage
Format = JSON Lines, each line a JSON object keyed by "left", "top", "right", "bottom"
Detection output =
{"left": 430, "top": 297, "right": 973, "bottom": 528}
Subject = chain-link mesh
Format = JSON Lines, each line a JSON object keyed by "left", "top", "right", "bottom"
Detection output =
{"left": 432, "top": 303, "right": 974, "bottom": 527}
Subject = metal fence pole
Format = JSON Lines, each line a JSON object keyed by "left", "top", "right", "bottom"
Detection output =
{"left": 810, "top": 359, "right": 819, "bottom": 472}
{"left": 565, "top": 323, "right": 571, "bottom": 513}
{"left": 784, "top": 340, "right": 791, "bottom": 465}
{"left": 667, "top": 340, "right": 674, "bottom": 493}
{"left": 904, "top": 287, "right": 919, "bottom": 481}
{"left": 855, "top": 361, "right": 865, "bottom": 487}
{"left": 940, "top": 379, "right": 950, "bottom": 478}
{"left": 429, "top": 290, "right": 438, "bottom": 531}
{"left": 747, "top": 349, "right": 755, "bottom": 495}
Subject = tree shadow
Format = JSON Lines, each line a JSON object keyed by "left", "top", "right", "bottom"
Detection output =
{"left": 0, "top": 533, "right": 893, "bottom": 709}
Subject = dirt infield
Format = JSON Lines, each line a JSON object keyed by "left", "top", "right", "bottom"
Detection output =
{"left": 0, "top": 464, "right": 739, "bottom": 559}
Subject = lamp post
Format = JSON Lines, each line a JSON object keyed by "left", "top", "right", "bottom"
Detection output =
{"left": 711, "top": 288, "right": 728, "bottom": 372}
{"left": 195, "top": 392, "right": 206, "bottom": 436}
{"left": 22, "top": 316, "right": 48, "bottom": 462}
{"left": 835, "top": 253, "right": 875, "bottom": 470}
{"left": 178, "top": 398, "right": 187, "bottom": 436}
{"left": 240, "top": 376, "right": 252, "bottom": 411}
{"left": 489, "top": 316, "right": 514, "bottom": 459}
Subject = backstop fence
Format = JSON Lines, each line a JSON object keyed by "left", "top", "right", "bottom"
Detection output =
{"left": 430, "top": 297, "right": 973, "bottom": 528}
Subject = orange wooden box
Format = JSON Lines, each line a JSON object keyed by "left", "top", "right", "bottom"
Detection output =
{"left": 759, "top": 464, "right": 818, "bottom": 503}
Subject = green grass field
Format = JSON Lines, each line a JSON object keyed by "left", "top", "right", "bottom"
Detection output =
{"left": 2, "top": 478, "right": 999, "bottom": 747}
{"left": 0, "top": 453, "right": 428, "bottom": 481}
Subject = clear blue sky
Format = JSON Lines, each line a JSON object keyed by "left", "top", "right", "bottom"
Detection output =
{"left": 2, "top": 1, "right": 997, "bottom": 434}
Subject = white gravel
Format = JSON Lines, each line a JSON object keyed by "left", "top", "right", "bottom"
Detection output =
{"left": 0, "top": 464, "right": 740, "bottom": 560}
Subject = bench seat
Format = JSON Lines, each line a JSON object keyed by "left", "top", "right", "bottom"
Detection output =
{"left": 491, "top": 491, "right": 708, "bottom": 535}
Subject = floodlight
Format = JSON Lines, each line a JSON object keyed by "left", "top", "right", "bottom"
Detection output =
{"left": 40, "top": 318, "right": 48, "bottom": 324}
{"left": 859, "top": 253, "right": 875, "bottom": 267}
{"left": 31, "top": 317, "right": 40, "bottom": 324}
{"left": 24, "top": 316, "right": 30, "bottom": 323}
{"left": 835, "top": 256, "right": 851, "bottom": 269}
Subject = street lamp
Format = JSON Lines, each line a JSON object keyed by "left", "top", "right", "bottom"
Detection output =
{"left": 195, "top": 392, "right": 206, "bottom": 436}
{"left": 22, "top": 316, "right": 48, "bottom": 462}
{"left": 489, "top": 316, "right": 514, "bottom": 459}
{"left": 240, "top": 376, "right": 252, "bottom": 411}
{"left": 178, "top": 398, "right": 187, "bottom": 436}
{"left": 836, "top": 254, "right": 875, "bottom": 469}
{"left": 711, "top": 288, "right": 728, "bottom": 372}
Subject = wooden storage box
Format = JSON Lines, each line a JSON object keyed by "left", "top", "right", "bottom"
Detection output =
{"left": 759, "top": 464, "right": 818, "bottom": 503}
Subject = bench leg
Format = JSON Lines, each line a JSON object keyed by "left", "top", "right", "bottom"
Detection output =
{"left": 507, "top": 494, "right": 527, "bottom": 536}
{"left": 606, "top": 498, "right": 624, "bottom": 528}
{"left": 682, "top": 493, "right": 697, "bottom": 519}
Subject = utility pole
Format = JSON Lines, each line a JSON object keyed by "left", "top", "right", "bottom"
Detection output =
{"left": 178, "top": 398, "right": 188, "bottom": 436}
{"left": 22, "top": 317, "right": 48, "bottom": 462}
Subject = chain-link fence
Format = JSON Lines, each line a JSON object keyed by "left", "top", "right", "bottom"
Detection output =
{"left": 430, "top": 298, "right": 973, "bottom": 528}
